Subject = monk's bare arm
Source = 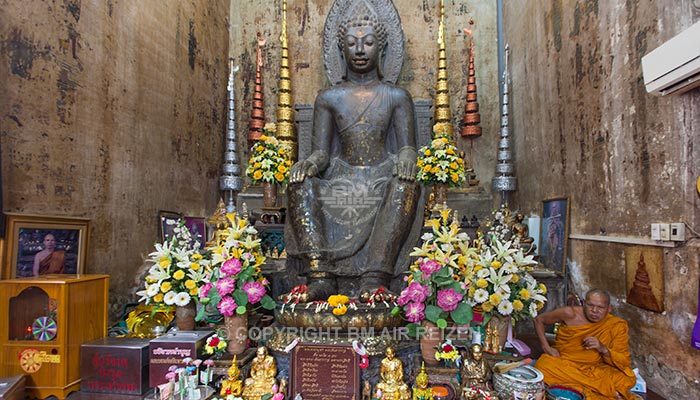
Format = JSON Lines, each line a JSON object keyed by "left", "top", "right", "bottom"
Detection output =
{"left": 534, "top": 306, "right": 576, "bottom": 357}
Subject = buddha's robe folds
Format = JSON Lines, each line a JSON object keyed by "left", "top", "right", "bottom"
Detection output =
{"left": 534, "top": 314, "right": 636, "bottom": 400}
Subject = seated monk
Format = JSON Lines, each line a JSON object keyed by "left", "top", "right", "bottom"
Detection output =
{"left": 534, "top": 288, "right": 636, "bottom": 399}
{"left": 32, "top": 233, "right": 66, "bottom": 276}
{"left": 243, "top": 346, "right": 277, "bottom": 400}
{"left": 376, "top": 346, "right": 410, "bottom": 400}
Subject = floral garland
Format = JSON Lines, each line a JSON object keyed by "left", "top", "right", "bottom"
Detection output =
{"left": 245, "top": 123, "right": 292, "bottom": 185}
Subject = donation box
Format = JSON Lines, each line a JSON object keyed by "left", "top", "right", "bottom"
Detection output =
{"left": 80, "top": 337, "right": 150, "bottom": 395}
{"left": 149, "top": 330, "right": 213, "bottom": 387}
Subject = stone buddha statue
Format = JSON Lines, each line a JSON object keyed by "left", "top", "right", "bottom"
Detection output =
{"left": 242, "top": 346, "right": 278, "bottom": 400}
{"left": 220, "top": 355, "right": 243, "bottom": 398}
{"left": 376, "top": 346, "right": 411, "bottom": 400}
{"left": 286, "top": 0, "right": 421, "bottom": 301}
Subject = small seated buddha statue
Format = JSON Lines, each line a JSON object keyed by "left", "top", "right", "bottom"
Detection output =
{"left": 412, "top": 362, "right": 433, "bottom": 400}
{"left": 376, "top": 347, "right": 411, "bottom": 400}
{"left": 242, "top": 346, "right": 278, "bottom": 400}
{"left": 220, "top": 355, "right": 243, "bottom": 398}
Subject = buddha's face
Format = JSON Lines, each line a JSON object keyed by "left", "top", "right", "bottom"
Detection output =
{"left": 471, "top": 345, "right": 482, "bottom": 360}
{"left": 343, "top": 25, "right": 380, "bottom": 74}
{"left": 385, "top": 347, "right": 395, "bottom": 359}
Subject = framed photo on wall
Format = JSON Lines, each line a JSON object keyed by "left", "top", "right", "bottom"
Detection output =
{"left": 539, "top": 197, "right": 570, "bottom": 274}
{"left": 2, "top": 213, "right": 90, "bottom": 279}
{"left": 184, "top": 217, "right": 206, "bottom": 249}
{"left": 158, "top": 210, "right": 182, "bottom": 243}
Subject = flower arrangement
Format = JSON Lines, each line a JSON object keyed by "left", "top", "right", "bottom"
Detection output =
{"left": 393, "top": 209, "right": 475, "bottom": 332}
{"left": 137, "top": 221, "right": 210, "bottom": 308}
{"left": 197, "top": 213, "right": 276, "bottom": 318}
{"left": 246, "top": 122, "right": 292, "bottom": 185}
{"left": 327, "top": 294, "right": 350, "bottom": 316}
{"left": 415, "top": 125, "right": 466, "bottom": 187}
{"left": 204, "top": 332, "right": 228, "bottom": 358}
{"left": 434, "top": 339, "right": 459, "bottom": 366}
{"left": 461, "top": 209, "right": 548, "bottom": 324}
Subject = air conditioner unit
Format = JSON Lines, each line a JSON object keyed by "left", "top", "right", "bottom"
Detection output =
{"left": 642, "top": 21, "right": 700, "bottom": 96}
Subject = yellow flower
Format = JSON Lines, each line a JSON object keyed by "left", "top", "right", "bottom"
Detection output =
{"left": 481, "top": 302, "right": 494, "bottom": 312}
{"left": 424, "top": 149, "right": 432, "bottom": 156}
{"left": 474, "top": 265, "right": 483, "bottom": 272}
{"left": 190, "top": 262, "right": 200, "bottom": 271}
{"left": 264, "top": 122, "right": 276, "bottom": 132}
{"left": 278, "top": 164, "right": 287, "bottom": 173}
{"left": 254, "top": 162, "right": 262, "bottom": 169}
{"left": 417, "top": 159, "right": 424, "bottom": 168}
{"left": 441, "top": 137, "right": 449, "bottom": 143}
{"left": 468, "top": 287, "right": 476, "bottom": 297}
{"left": 449, "top": 162, "right": 459, "bottom": 170}
{"left": 537, "top": 301, "right": 545, "bottom": 310}
{"left": 253, "top": 170, "right": 263, "bottom": 180}
{"left": 185, "top": 279, "right": 197, "bottom": 289}
{"left": 173, "top": 270, "right": 186, "bottom": 280}
{"left": 327, "top": 294, "right": 349, "bottom": 307}
{"left": 278, "top": 147, "right": 286, "bottom": 155}
{"left": 539, "top": 283, "right": 547, "bottom": 295}
{"left": 189, "top": 287, "right": 199, "bottom": 296}
{"left": 512, "top": 299, "right": 524, "bottom": 311}
{"left": 450, "top": 172, "right": 459, "bottom": 182}
{"left": 256, "top": 145, "right": 264, "bottom": 152}
{"left": 430, "top": 166, "right": 439, "bottom": 174}
{"left": 491, "top": 260, "right": 502, "bottom": 268}
{"left": 153, "top": 293, "right": 164, "bottom": 303}
{"left": 285, "top": 160, "right": 292, "bottom": 166}
{"left": 510, "top": 274, "right": 519, "bottom": 283}
{"left": 422, "top": 165, "right": 431, "bottom": 173}
{"left": 332, "top": 304, "right": 348, "bottom": 316}
{"left": 192, "top": 253, "right": 203, "bottom": 260}
{"left": 519, "top": 288, "right": 531, "bottom": 301}
{"left": 274, "top": 172, "right": 285, "bottom": 182}
{"left": 159, "top": 257, "right": 171, "bottom": 268}
{"left": 489, "top": 293, "right": 501, "bottom": 306}
{"left": 446, "top": 147, "right": 455, "bottom": 155}
{"left": 160, "top": 281, "right": 172, "bottom": 293}
{"left": 259, "top": 135, "right": 268, "bottom": 141}
{"left": 476, "top": 278, "right": 488, "bottom": 288}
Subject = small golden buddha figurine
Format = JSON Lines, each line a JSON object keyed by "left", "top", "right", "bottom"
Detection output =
{"left": 459, "top": 344, "right": 494, "bottom": 400}
{"left": 375, "top": 347, "right": 411, "bottom": 400}
{"left": 242, "top": 346, "right": 278, "bottom": 400}
{"left": 510, "top": 213, "right": 536, "bottom": 255}
{"left": 220, "top": 355, "right": 243, "bottom": 398}
{"left": 412, "top": 362, "right": 433, "bottom": 400}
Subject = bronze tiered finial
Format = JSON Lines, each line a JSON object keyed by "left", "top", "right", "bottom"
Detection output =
{"left": 248, "top": 33, "right": 267, "bottom": 144}
{"left": 275, "top": 0, "right": 297, "bottom": 160}
{"left": 433, "top": 0, "right": 453, "bottom": 139}
{"left": 461, "top": 19, "right": 481, "bottom": 138}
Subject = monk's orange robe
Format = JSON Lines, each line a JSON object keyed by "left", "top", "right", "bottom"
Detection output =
{"left": 39, "top": 250, "right": 65, "bottom": 275}
{"left": 534, "top": 314, "right": 636, "bottom": 400}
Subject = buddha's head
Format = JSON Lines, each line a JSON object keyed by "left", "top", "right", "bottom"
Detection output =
{"left": 256, "top": 346, "right": 268, "bottom": 358}
{"left": 470, "top": 343, "right": 483, "bottom": 361}
{"left": 385, "top": 346, "right": 395, "bottom": 360}
{"left": 338, "top": 1, "right": 387, "bottom": 76}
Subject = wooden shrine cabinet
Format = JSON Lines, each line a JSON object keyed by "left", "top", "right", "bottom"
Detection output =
{"left": 0, "top": 274, "right": 109, "bottom": 399}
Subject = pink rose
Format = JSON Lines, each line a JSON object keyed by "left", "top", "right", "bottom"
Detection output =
{"left": 221, "top": 257, "right": 242, "bottom": 276}
{"left": 436, "top": 288, "right": 463, "bottom": 312}
{"left": 405, "top": 302, "right": 425, "bottom": 323}
{"left": 404, "top": 281, "right": 430, "bottom": 304}
{"left": 216, "top": 278, "right": 236, "bottom": 297}
{"left": 243, "top": 281, "right": 266, "bottom": 304}
{"left": 420, "top": 259, "right": 441, "bottom": 276}
{"left": 199, "top": 282, "right": 213, "bottom": 298}
{"left": 217, "top": 296, "right": 238, "bottom": 316}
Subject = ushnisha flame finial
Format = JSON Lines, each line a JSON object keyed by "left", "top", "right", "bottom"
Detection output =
{"left": 248, "top": 33, "right": 266, "bottom": 144}
{"left": 275, "top": 0, "right": 297, "bottom": 160}
{"left": 433, "top": 0, "right": 453, "bottom": 139}
{"left": 220, "top": 59, "right": 243, "bottom": 213}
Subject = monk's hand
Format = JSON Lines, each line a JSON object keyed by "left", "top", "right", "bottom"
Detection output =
{"left": 543, "top": 344, "right": 560, "bottom": 357}
{"left": 583, "top": 336, "right": 608, "bottom": 355}
{"left": 289, "top": 160, "right": 318, "bottom": 183}
{"left": 395, "top": 147, "right": 417, "bottom": 181}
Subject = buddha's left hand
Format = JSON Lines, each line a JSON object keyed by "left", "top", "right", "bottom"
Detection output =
{"left": 395, "top": 147, "right": 417, "bottom": 181}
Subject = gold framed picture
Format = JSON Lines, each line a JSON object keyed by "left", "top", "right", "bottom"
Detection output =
{"left": 2, "top": 213, "right": 90, "bottom": 279}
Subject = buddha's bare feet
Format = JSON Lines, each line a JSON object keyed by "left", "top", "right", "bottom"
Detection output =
{"left": 304, "top": 273, "right": 337, "bottom": 302}
{"left": 358, "top": 272, "right": 393, "bottom": 299}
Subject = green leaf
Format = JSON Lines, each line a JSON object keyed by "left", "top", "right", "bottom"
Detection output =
{"left": 432, "top": 274, "right": 455, "bottom": 286}
{"left": 236, "top": 305, "right": 247, "bottom": 315}
{"left": 260, "top": 295, "right": 276, "bottom": 310}
{"left": 233, "top": 289, "right": 249, "bottom": 306}
{"left": 425, "top": 305, "right": 446, "bottom": 323}
{"left": 449, "top": 302, "right": 473, "bottom": 325}
{"left": 406, "top": 322, "right": 419, "bottom": 338}
{"left": 436, "top": 318, "right": 448, "bottom": 329}
{"left": 195, "top": 304, "right": 206, "bottom": 322}
{"left": 261, "top": 394, "right": 273, "bottom": 400}
{"left": 391, "top": 306, "right": 400, "bottom": 316}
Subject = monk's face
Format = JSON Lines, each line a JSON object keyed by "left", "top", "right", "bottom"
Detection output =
{"left": 43, "top": 234, "right": 56, "bottom": 250}
{"left": 343, "top": 26, "right": 380, "bottom": 74}
{"left": 583, "top": 293, "right": 611, "bottom": 323}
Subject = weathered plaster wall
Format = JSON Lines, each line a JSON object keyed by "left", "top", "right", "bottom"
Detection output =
{"left": 229, "top": 0, "right": 499, "bottom": 193}
{"left": 0, "top": 0, "right": 229, "bottom": 319}
{"left": 504, "top": 0, "right": 700, "bottom": 397}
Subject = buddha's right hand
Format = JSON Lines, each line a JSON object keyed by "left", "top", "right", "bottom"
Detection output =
{"left": 290, "top": 160, "right": 318, "bottom": 183}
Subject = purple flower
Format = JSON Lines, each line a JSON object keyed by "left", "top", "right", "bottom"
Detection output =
{"left": 404, "top": 281, "right": 430, "bottom": 304}
{"left": 436, "top": 288, "right": 463, "bottom": 312}
{"left": 243, "top": 281, "right": 266, "bottom": 304}
{"left": 216, "top": 278, "right": 236, "bottom": 297}
{"left": 218, "top": 296, "right": 238, "bottom": 316}
{"left": 221, "top": 257, "right": 242, "bottom": 276}
{"left": 405, "top": 302, "right": 425, "bottom": 323}
{"left": 420, "top": 259, "right": 441, "bottom": 276}
{"left": 397, "top": 291, "right": 410, "bottom": 306}
{"left": 199, "top": 282, "right": 213, "bottom": 298}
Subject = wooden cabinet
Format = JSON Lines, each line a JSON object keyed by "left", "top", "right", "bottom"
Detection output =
{"left": 0, "top": 274, "right": 109, "bottom": 399}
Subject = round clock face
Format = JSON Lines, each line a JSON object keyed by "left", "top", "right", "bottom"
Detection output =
{"left": 19, "top": 349, "right": 41, "bottom": 373}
